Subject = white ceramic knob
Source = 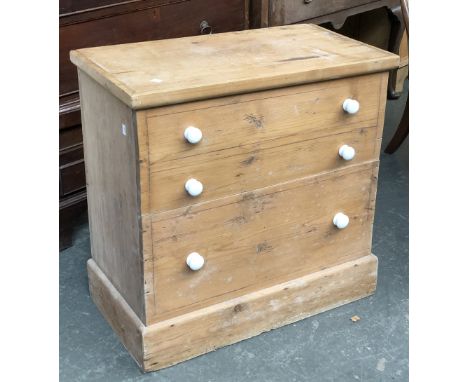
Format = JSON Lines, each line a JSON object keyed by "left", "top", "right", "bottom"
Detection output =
{"left": 184, "top": 126, "right": 203, "bottom": 144}
{"left": 333, "top": 212, "right": 350, "bottom": 229}
{"left": 186, "top": 252, "right": 204, "bottom": 271}
{"left": 185, "top": 178, "right": 203, "bottom": 197}
{"left": 338, "top": 144, "right": 356, "bottom": 161}
{"left": 342, "top": 98, "right": 360, "bottom": 114}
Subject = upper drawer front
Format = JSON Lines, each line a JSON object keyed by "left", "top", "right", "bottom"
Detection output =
{"left": 59, "top": 0, "right": 163, "bottom": 14}
{"left": 145, "top": 74, "right": 383, "bottom": 213}
{"left": 151, "top": 162, "right": 377, "bottom": 319}
{"left": 60, "top": 0, "right": 246, "bottom": 96}
{"left": 270, "top": 0, "right": 377, "bottom": 25}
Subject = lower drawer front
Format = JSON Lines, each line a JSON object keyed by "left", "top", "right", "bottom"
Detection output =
{"left": 151, "top": 162, "right": 377, "bottom": 319}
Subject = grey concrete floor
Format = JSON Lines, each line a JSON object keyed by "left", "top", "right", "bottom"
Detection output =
{"left": 60, "top": 83, "right": 408, "bottom": 382}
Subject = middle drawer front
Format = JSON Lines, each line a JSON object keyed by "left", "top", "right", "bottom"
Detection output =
{"left": 150, "top": 162, "right": 378, "bottom": 319}
{"left": 145, "top": 73, "right": 383, "bottom": 213}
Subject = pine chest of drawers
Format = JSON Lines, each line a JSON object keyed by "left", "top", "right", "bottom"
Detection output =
{"left": 71, "top": 24, "right": 399, "bottom": 372}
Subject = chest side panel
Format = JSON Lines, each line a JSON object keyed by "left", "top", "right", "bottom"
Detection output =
{"left": 79, "top": 71, "right": 145, "bottom": 322}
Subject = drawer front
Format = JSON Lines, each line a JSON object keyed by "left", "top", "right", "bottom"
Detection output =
{"left": 60, "top": 159, "right": 86, "bottom": 196}
{"left": 60, "top": 0, "right": 246, "bottom": 97}
{"left": 151, "top": 162, "right": 377, "bottom": 319}
{"left": 59, "top": 0, "right": 160, "bottom": 14}
{"left": 59, "top": 95, "right": 81, "bottom": 130}
{"left": 59, "top": 125, "right": 83, "bottom": 150}
{"left": 60, "top": 127, "right": 86, "bottom": 197}
{"left": 270, "top": 0, "right": 377, "bottom": 25}
{"left": 145, "top": 74, "right": 383, "bottom": 213}
{"left": 60, "top": 145, "right": 84, "bottom": 167}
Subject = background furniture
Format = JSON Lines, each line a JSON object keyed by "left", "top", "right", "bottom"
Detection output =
{"left": 59, "top": 0, "right": 250, "bottom": 249}
{"left": 392, "top": 28, "right": 408, "bottom": 95}
{"left": 249, "top": 0, "right": 407, "bottom": 97}
{"left": 385, "top": 0, "right": 408, "bottom": 153}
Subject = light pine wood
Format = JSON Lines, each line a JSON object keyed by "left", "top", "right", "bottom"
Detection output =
{"left": 70, "top": 24, "right": 399, "bottom": 109}
{"left": 88, "top": 253, "right": 378, "bottom": 372}
{"left": 79, "top": 71, "right": 146, "bottom": 322}
{"left": 373, "top": 71, "right": 389, "bottom": 157}
{"left": 88, "top": 259, "right": 145, "bottom": 368}
{"left": 151, "top": 127, "right": 378, "bottom": 212}
{"left": 73, "top": 24, "right": 399, "bottom": 372}
{"left": 143, "top": 254, "right": 377, "bottom": 371}
{"left": 144, "top": 74, "right": 383, "bottom": 212}
{"left": 145, "top": 74, "right": 382, "bottom": 159}
{"left": 134, "top": 111, "right": 157, "bottom": 322}
{"left": 149, "top": 162, "right": 377, "bottom": 321}
{"left": 133, "top": 75, "right": 387, "bottom": 321}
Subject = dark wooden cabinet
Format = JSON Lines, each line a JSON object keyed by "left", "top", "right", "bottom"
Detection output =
{"left": 250, "top": 0, "right": 399, "bottom": 28}
{"left": 265, "top": 0, "right": 378, "bottom": 26}
{"left": 59, "top": 0, "right": 249, "bottom": 250}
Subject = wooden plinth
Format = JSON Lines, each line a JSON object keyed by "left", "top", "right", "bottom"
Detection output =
{"left": 87, "top": 254, "right": 378, "bottom": 372}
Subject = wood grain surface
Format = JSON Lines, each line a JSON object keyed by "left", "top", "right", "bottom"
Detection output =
{"left": 88, "top": 258, "right": 145, "bottom": 368}
{"left": 149, "top": 161, "right": 378, "bottom": 321}
{"left": 144, "top": 74, "right": 383, "bottom": 213}
{"left": 79, "top": 71, "right": 146, "bottom": 321}
{"left": 70, "top": 24, "right": 399, "bottom": 109}
{"left": 142, "top": 254, "right": 377, "bottom": 371}
{"left": 88, "top": 253, "right": 378, "bottom": 372}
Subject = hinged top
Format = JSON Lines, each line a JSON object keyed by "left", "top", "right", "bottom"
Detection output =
{"left": 70, "top": 24, "right": 399, "bottom": 109}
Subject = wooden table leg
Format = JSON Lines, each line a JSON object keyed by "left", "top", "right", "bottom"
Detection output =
{"left": 385, "top": 98, "right": 408, "bottom": 154}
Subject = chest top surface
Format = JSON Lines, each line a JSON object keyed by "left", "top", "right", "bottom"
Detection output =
{"left": 70, "top": 24, "right": 399, "bottom": 109}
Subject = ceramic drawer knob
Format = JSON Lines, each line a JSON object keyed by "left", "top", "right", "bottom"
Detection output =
{"left": 186, "top": 252, "right": 205, "bottom": 271}
{"left": 333, "top": 212, "right": 350, "bottom": 229}
{"left": 338, "top": 144, "right": 356, "bottom": 161}
{"left": 342, "top": 98, "right": 360, "bottom": 114}
{"left": 185, "top": 178, "right": 204, "bottom": 196}
{"left": 184, "top": 126, "right": 203, "bottom": 144}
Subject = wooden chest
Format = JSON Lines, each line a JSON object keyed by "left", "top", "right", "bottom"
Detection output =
{"left": 71, "top": 24, "right": 399, "bottom": 371}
